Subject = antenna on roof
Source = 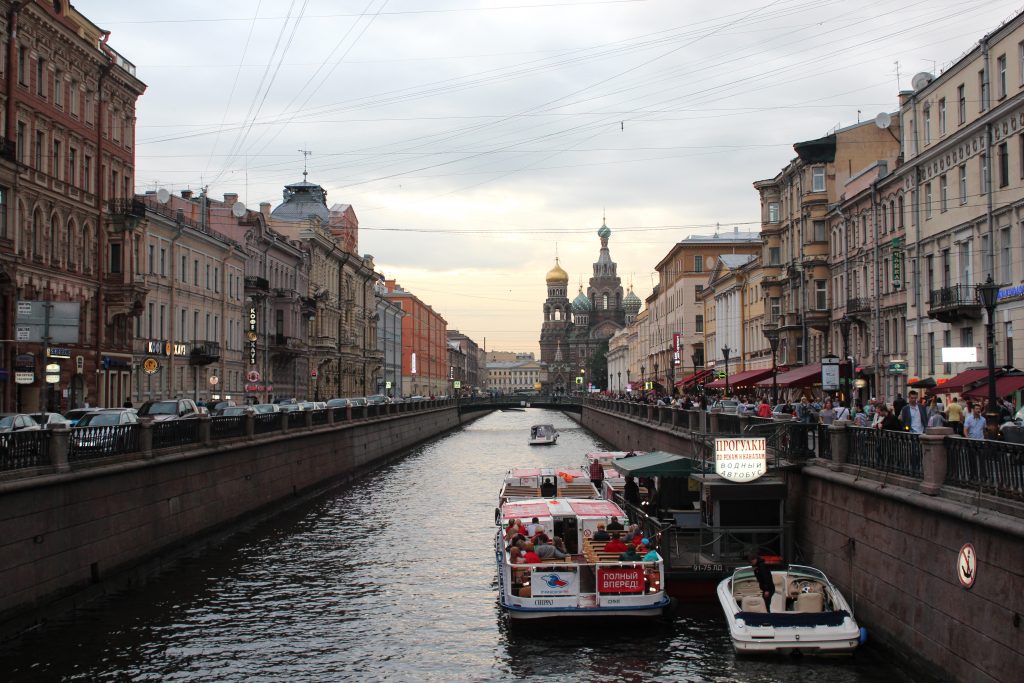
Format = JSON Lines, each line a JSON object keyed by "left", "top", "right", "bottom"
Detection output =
{"left": 298, "top": 148, "right": 312, "bottom": 180}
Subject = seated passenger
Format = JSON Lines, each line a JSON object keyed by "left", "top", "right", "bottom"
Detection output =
{"left": 504, "top": 518, "right": 525, "bottom": 541}
{"left": 619, "top": 544, "right": 641, "bottom": 561}
{"left": 640, "top": 541, "right": 659, "bottom": 562}
{"left": 624, "top": 524, "right": 643, "bottom": 546}
{"left": 530, "top": 526, "right": 546, "bottom": 542}
{"left": 606, "top": 516, "right": 625, "bottom": 531}
{"left": 522, "top": 541, "right": 542, "bottom": 564}
{"left": 534, "top": 534, "right": 566, "bottom": 560}
{"left": 552, "top": 536, "right": 568, "bottom": 556}
{"left": 592, "top": 523, "right": 610, "bottom": 542}
{"left": 540, "top": 478, "right": 557, "bottom": 497}
{"left": 526, "top": 517, "right": 542, "bottom": 537}
{"left": 603, "top": 533, "right": 628, "bottom": 554}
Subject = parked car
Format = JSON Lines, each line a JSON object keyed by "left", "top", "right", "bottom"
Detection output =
{"left": 279, "top": 403, "right": 304, "bottom": 413}
{"left": 137, "top": 399, "right": 200, "bottom": 421}
{"left": 326, "top": 398, "right": 351, "bottom": 408}
{"left": 713, "top": 399, "right": 740, "bottom": 414}
{"left": 347, "top": 397, "right": 367, "bottom": 407}
{"left": 63, "top": 408, "right": 94, "bottom": 427}
{"left": 212, "top": 400, "right": 236, "bottom": 415}
{"left": 252, "top": 403, "right": 281, "bottom": 414}
{"left": 71, "top": 409, "right": 139, "bottom": 453}
{"left": 218, "top": 405, "right": 255, "bottom": 417}
{"left": 0, "top": 414, "right": 41, "bottom": 433}
{"left": 30, "top": 412, "right": 71, "bottom": 428}
{"left": 76, "top": 409, "right": 139, "bottom": 427}
{"left": 365, "top": 394, "right": 389, "bottom": 405}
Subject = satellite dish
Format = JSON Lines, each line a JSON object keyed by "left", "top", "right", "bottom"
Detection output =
{"left": 875, "top": 112, "right": 892, "bottom": 129}
{"left": 911, "top": 72, "right": 934, "bottom": 91}
{"left": 231, "top": 201, "right": 247, "bottom": 218}
{"left": 156, "top": 188, "right": 171, "bottom": 204}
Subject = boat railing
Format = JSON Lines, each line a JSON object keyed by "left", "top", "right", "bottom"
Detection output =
{"left": 663, "top": 525, "right": 784, "bottom": 568}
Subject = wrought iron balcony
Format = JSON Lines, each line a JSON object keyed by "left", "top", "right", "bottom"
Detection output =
{"left": 0, "top": 137, "right": 16, "bottom": 162}
{"left": 189, "top": 341, "right": 220, "bottom": 366}
{"left": 846, "top": 297, "right": 871, "bottom": 316}
{"left": 244, "top": 275, "right": 269, "bottom": 293}
{"left": 928, "top": 285, "right": 982, "bottom": 323}
{"left": 107, "top": 198, "right": 147, "bottom": 218}
{"left": 271, "top": 334, "right": 305, "bottom": 355}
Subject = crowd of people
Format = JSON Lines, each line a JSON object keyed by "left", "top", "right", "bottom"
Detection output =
{"left": 503, "top": 515, "right": 659, "bottom": 564}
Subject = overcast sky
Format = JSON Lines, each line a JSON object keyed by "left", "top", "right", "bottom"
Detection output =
{"left": 91, "top": 0, "right": 1021, "bottom": 353}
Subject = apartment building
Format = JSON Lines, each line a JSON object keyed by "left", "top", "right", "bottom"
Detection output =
{"left": 384, "top": 280, "right": 448, "bottom": 397}
{"left": 700, "top": 254, "right": 768, "bottom": 385}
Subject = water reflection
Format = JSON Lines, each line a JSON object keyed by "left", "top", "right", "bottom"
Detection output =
{"left": 0, "top": 409, "right": 903, "bottom": 682}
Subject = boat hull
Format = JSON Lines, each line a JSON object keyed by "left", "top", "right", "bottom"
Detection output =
{"left": 503, "top": 599, "right": 671, "bottom": 621}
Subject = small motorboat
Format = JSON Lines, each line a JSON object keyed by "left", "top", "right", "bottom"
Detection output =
{"left": 528, "top": 424, "right": 558, "bottom": 445}
{"left": 717, "top": 563, "right": 863, "bottom": 655}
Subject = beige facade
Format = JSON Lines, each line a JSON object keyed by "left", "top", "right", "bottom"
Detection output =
{"left": 700, "top": 255, "right": 769, "bottom": 379}
{"left": 486, "top": 359, "right": 545, "bottom": 394}
{"left": 901, "top": 13, "right": 1024, "bottom": 382}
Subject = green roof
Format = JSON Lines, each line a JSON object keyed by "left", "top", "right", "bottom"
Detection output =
{"left": 612, "top": 451, "right": 702, "bottom": 477}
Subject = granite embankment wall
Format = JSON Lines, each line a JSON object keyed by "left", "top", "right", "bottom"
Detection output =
{"left": 580, "top": 402, "right": 1024, "bottom": 683}
{"left": 0, "top": 406, "right": 482, "bottom": 635}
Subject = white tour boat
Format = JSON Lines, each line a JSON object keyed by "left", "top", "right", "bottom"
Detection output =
{"left": 496, "top": 497, "right": 672, "bottom": 621}
{"left": 528, "top": 424, "right": 559, "bottom": 445}
{"left": 499, "top": 466, "right": 599, "bottom": 505}
{"left": 717, "top": 563, "right": 864, "bottom": 654}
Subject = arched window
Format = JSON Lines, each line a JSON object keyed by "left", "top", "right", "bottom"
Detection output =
{"left": 50, "top": 215, "right": 59, "bottom": 263}
{"left": 602, "top": 293, "right": 608, "bottom": 310}
{"left": 31, "top": 209, "right": 42, "bottom": 259}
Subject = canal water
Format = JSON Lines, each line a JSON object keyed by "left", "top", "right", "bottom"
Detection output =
{"left": 0, "top": 409, "right": 908, "bottom": 682}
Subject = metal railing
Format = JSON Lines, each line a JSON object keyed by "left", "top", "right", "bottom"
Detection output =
{"left": 211, "top": 416, "right": 247, "bottom": 440}
{"left": 817, "top": 424, "right": 833, "bottom": 460}
{"left": 254, "top": 413, "right": 283, "bottom": 435}
{"left": 68, "top": 425, "right": 140, "bottom": 461}
{"left": 332, "top": 407, "right": 349, "bottom": 422}
{"left": 929, "top": 284, "right": 979, "bottom": 309}
{"left": 717, "top": 413, "right": 741, "bottom": 434}
{"left": 0, "top": 431, "right": 50, "bottom": 470}
{"left": 310, "top": 409, "right": 330, "bottom": 426}
{"left": 848, "top": 427, "right": 922, "bottom": 477}
{"left": 944, "top": 436, "right": 1024, "bottom": 499}
{"left": 664, "top": 525, "right": 784, "bottom": 568}
{"left": 152, "top": 419, "right": 200, "bottom": 449}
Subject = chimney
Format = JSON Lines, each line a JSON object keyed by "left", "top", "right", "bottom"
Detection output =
{"left": 260, "top": 202, "right": 271, "bottom": 216}
{"left": 223, "top": 193, "right": 238, "bottom": 207}
{"left": 181, "top": 189, "right": 193, "bottom": 200}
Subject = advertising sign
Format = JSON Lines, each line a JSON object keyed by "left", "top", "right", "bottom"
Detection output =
{"left": 532, "top": 571, "right": 578, "bottom": 597}
{"left": 888, "top": 359, "right": 908, "bottom": 375}
{"left": 597, "top": 567, "right": 644, "bottom": 594}
{"left": 821, "top": 355, "right": 840, "bottom": 391}
{"left": 714, "top": 437, "right": 767, "bottom": 482}
{"left": 14, "top": 372, "right": 34, "bottom": 384}
{"left": 248, "top": 307, "right": 258, "bottom": 365}
{"left": 941, "top": 347, "right": 978, "bottom": 363}
{"left": 143, "top": 357, "right": 159, "bottom": 374}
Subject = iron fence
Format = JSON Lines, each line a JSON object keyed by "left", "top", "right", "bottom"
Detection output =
{"left": 944, "top": 436, "right": 1024, "bottom": 499}
{"left": 310, "top": 409, "right": 329, "bottom": 426}
{"left": 254, "top": 412, "right": 283, "bottom": 435}
{"left": 717, "top": 413, "right": 741, "bottom": 434}
{"left": 0, "top": 431, "right": 50, "bottom": 470}
{"left": 332, "top": 407, "right": 348, "bottom": 423}
{"left": 848, "top": 427, "right": 922, "bottom": 477}
{"left": 817, "top": 424, "right": 833, "bottom": 460}
{"left": 68, "top": 425, "right": 140, "bottom": 461}
{"left": 152, "top": 419, "right": 200, "bottom": 449}
{"left": 211, "top": 416, "right": 247, "bottom": 440}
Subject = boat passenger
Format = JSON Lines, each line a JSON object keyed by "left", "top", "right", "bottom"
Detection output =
{"left": 641, "top": 541, "right": 659, "bottom": 562}
{"left": 505, "top": 518, "right": 525, "bottom": 541}
{"left": 604, "top": 533, "right": 628, "bottom": 554}
{"left": 540, "top": 478, "right": 557, "bottom": 497}
{"left": 506, "top": 534, "right": 526, "bottom": 553}
{"left": 530, "top": 526, "right": 546, "bottom": 542}
{"left": 619, "top": 544, "right": 641, "bottom": 561}
{"left": 624, "top": 524, "right": 643, "bottom": 546}
{"left": 624, "top": 477, "right": 641, "bottom": 507}
{"left": 535, "top": 534, "right": 566, "bottom": 560}
{"left": 750, "top": 555, "right": 776, "bottom": 613}
{"left": 552, "top": 536, "right": 567, "bottom": 556}
{"left": 606, "top": 516, "right": 624, "bottom": 532}
{"left": 522, "top": 542, "right": 542, "bottom": 564}
{"left": 592, "top": 523, "right": 610, "bottom": 541}
{"left": 526, "top": 517, "right": 542, "bottom": 536}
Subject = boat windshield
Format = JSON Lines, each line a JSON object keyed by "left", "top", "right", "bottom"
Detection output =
{"left": 785, "top": 565, "right": 828, "bottom": 582}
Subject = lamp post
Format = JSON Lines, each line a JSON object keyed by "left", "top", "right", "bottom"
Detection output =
{"left": 691, "top": 352, "right": 700, "bottom": 396}
{"left": 654, "top": 362, "right": 659, "bottom": 396}
{"left": 626, "top": 368, "right": 631, "bottom": 392}
{"left": 977, "top": 275, "right": 1001, "bottom": 437}
{"left": 640, "top": 364, "right": 646, "bottom": 394}
{"left": 763, "top": 327, "right": 779, "bottom": 405}
{"left": 617, "top": 370, "right": 621, "bottom": 392}
{"left": 722, "top": 345, "right": 731, "bottom": 397}
{"left": 838, "top": 315, "right": 853, "bottom": 410}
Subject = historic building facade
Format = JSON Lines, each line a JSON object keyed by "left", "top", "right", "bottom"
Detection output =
{"left": 384, "top": 280, "right": 448, "bottom": 397}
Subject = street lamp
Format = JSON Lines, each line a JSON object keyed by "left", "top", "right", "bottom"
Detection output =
{"left": 617, "top": 370, "right": 621, "bottom": 392}
{"left": 640, "top": 364, "right": 646, "bottom": 393}
{"left": 691, "top": 351, "right": 700, "bottom": 395}
{"left": 838, "top": 315, "right": 854, "bottom": 411}
{"left": 722, "top": 345, "right": 731, "bottom": 397}
{"left": 763, "top": 327, "right": 780, "bottom": 405}
{"left": 654, "top": 362, "right": 659, "bottom": 394}
{"left": 978, "top": 274, "right": 1001, "bottom": 437}
{"left": 626, "top": 368, "right": 631, "bottom": 392}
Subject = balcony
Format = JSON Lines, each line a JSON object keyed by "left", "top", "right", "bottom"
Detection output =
{"left": 928, "top": 285, "right": 982, "bottom": 323}
{"left": 190, "top": 341, "right": 221, "bottom": 366}
{"left": 107, "top": 198, "right": 147, "bottom": 232}
{"left": 804, "top": 309, "right": 830, "bottom": 332}
{"left": 846, "top": 297, "right": 871, "bottom": 316}
{"left": 271, "top": 334, "right": 305, "bottom": 358}
{"left": 310, "top": 335, "right": 336, "bottom": 350}
{"left": 244, "top": 275, "right": 269, "bottom": 293}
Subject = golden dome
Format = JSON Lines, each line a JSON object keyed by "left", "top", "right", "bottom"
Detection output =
{"left": 545, "top": 258, "right": 569, "bottom": 284}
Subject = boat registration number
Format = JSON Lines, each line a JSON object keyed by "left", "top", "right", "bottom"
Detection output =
{"left": 535, "top": 599, "right": 554, "bottom": 606}
{"left": 691, "top": 564, "right": 723, "bottom": 572}
{"left": 604, "top": 598, "right": 621, "bottom": 605}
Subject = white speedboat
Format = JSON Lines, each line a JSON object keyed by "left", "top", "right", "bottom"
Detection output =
{"left": 528, "top": 424, "right": 558, "bottom": 445}
{"left": 497, "top": 497, "right": 671, "bottom": 621}
{"left": 717, "top": 563, "right": 863, "bottom": 654}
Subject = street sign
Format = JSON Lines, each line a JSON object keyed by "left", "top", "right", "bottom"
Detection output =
{"left": 957, "top": 543, "right": 976, "bottom": 589}
{"left": 575, "top": 376, "right": 583, "bottom": 384}
{"left": 888, "top": 359, "right": 908, "bottom": 375}
{"left": 385, "top": 381, "right": 392, "bottom": 389}
{"left": 453, "top": 380, "right": 462, "bottom": 388}
{"left": 143, "top": 357, "right": 159, "bottom": 374}
{"left": 821, "top": 355, "right": 840, "bottom": 391}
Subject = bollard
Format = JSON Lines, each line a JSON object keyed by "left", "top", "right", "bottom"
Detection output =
{"left": 304, "top": 409, "right": 313, "bottom": 430}
{"left": 140, "top": 417, "right": 155, "bottom": 456}
{"left": 50, "top": 423, "right": 70, "bottom": 473}
{"left": 828, "top": 420, "right": 849, "bottom": 471}
{"left": 198, "top": 413, "right": 212, "bottom": 447}
{"left": 919, "top": 426, "right": 953, "bottom": 495}
{"left": 671, "top": 407, "right": 681, "bottom": 430}
{"left": 281, "top": 411, "right": 290, "bottom": 434}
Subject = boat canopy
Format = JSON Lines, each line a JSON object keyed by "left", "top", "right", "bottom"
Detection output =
{"left": 612, "top": 451, "right": 700, "bottom": 478}
{"left": 500, "top": 497, "right": 624, "bottom": 521}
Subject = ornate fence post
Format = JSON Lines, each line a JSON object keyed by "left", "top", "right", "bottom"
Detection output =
{"left": 709, "top": 409, "right": 721, "bottom": 435}
{"left": 327, "top": 407, "right": 335, "bottom": 425}
{"left": 671, "top": 407, "right": 682, "bottom": 430}
{"left": 50, "top": 423, "right": 70, "bottom": 473}
{"left": 281, "top": 412, "right": 290, "bottom": 434}
{"left": 919, "top": 426, "right": 953, "bottom": 495}
{"left": 198, "top": 413, "right": 212, "bottom": 447}
{"left": 304, "top": 409, "right": 314, "bottom": 430}
{"left": 140, "top": 417, "right": 155, "bottom": 457}
{"left": 828, "top": 421, "right": 848, "bottom": 471}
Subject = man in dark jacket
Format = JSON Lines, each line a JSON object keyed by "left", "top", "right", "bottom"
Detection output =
{"left": 898, "top": 390, "right": 928, "bottom": 434}
{"left": 877, "top": 404, "right": 903, "bottom": 431}
{"left": 750, "top": 555, "right": 775, "bottom": 612}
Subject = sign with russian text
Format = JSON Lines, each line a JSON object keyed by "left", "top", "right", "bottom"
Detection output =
{"left": 532, "top": 571, "right": 577, "bottom": 597}
{"left": 248, "top": 307, "right": 258, "bottom": 365}
{"left": 714, "top": 437, "right": 767, "bottom": 482}
{"left": 598, "top": 567, "right": 644, "bottom": 594}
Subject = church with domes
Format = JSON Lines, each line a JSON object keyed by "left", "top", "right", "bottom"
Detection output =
{"left": 539, "top": 222, "right": 641, "bottom": 394}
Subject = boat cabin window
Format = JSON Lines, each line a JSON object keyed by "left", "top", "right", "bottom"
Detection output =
{"left": 552, "top": 516, "right": 579, "bottom": 553}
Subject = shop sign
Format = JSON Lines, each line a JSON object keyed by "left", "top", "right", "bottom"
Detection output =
{"left": 143, "top": 357, "right": 159, "bottom": 374}
{"left": 45, "top": 363, "right": 60, "bottom": 384}
{"left": 453, "top": 380, "right": 461, "bottom": 388}
{"left": 597, "top": 567, "right": 644, "bottom": 594}
{"left": 245, "top": 383, "right": 274, "bottom": 393}
{"left": 209, "top": 375, "right": 220, "bottom": 385}
{"left": 170, "top": 343, "right": 189, "bottom": 356}
{"left": 16, "top": 326, "right": 30, "bottom": 341}
{"left": 821, "top": 355, "right": 840, "bottom": 391}
{"left": 14, "top": 353, "right": 34, "bottom": 371}
{"left": 47, "top": 347, "right": 72, "bottom": 359}
{"left": 532, "top": 571, "right": 577, "bottom": 597}
{"left": 247, "top": 369, "right": 261, "bottom": 383}
{"left": 715, "top": 437, "right": 767, "bottom": 482}
{"left": 892, "top": 247, "right": 903, "bottom": 288}
{"left": 15, "top": 372, "right": 34, "bottom": 384}
{"left": 248, "top": 307, "right": 258, "bottom": 365}
{"left": 76, "top": 355, "right": 84, "bottom": 373}
{"left": 145, "top": 340, "right": 166, "bottom": 355}
{"left": 888, "top": 360, "right": 908, "bottom": 375}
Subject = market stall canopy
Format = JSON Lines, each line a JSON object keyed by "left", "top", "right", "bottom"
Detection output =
{"left": 755, "top": 363, "right": 822, "bottom": 388}
{"left": 908, "top": 377, "right": 937, "bottom": 389}
{"left": 675, "top": 368, "right": 712, "bottom": 388}
{"left": 705, "top": 367, "right": 774, "bottom": 389}
{"left": 963, "top": 374, "right": 1024, "bottom": 399}
{"left": 612, "top": 451, "right": 701, "bottom": 478}
{"left": 941, "top": 368, "right": 1003, "bottom": 393}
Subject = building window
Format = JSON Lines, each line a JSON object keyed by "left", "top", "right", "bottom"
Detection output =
{"left": 1001, "top": 227, "right": 1011, "bottom": 282}
{"left": 814, "top": 280, "right": 827, "bottom": 310}
{"left": 17, "top": 46, "right": 26, "bottom": 85}
{"left": 52, "top": 140, "right": 61, "bottom": 179}
{"left": 0, "top": 188, "right": 6, "bottom": 239}
{"left": 16, "top": 122, "right": 25, "bottom": 164}
{"left": 148, "top": 244, "right": 154, "bottom": 273}
{"left": 110, "top": 242, "right": 122, "bottom": 274}
{"left": 695, "top": 315, "right": 704, "bottom": 333}
{"left": 694, "top": 255, "right": 703, "bottom": 273}
{"left": 813, "top": 220, "right": 826, "bottom": 242}
{"left": 768, "top": 202, "right": 780, "bottom": 223}
{"left": 768, "top": 246, "right": 781, "bottom": 265}
{"left": 923, "top": 105, "right": 931, "bottom": 144}
{"left": 998, "top": 142, "right": 1009, "bottom": 187}
{"left": 54, "top": 69, "right": 63, "bottom": 107}
{"left": 979, "top": 69, "right": 987, "bottom": 111}
{"left": 811, "top": 166, "right": 825, "bottom": 192}
{"left": 957, "top": 84, "right": 966, "bottom": 124}
{"left": 34, "top": 130, "right": 43, "bottom": 170}
{"left": 694, "top": 284, "right": 703, "bottom": 300}
{"left": 939, "top": 174, "right": 948, "bottom": 212}
{"left": 959, "top": 164, "right": 967, "bottom": 203}
{"left": 160, "top": 247, "right": 166, "bottom": 276}
{"left": 148, "top": 303, "right": 154, "bottom": 339}
{"left": 194, "top": 259, "right": 198, "bottom": 284}
{"left": 938, "top": 98, "right": 946, "bottom": 135}
{"left": 769, "top": 296, "right": 781, "bottom": 322}
{"left": 961, "top": 327, "right": 973, "bottom": 348}
{"left": 925, "top": 182, "right": 932, "bottom": 218}
{"left": 928, "top": 332, "right": 935, "bottom": 375}
{"left": 84, "top": 155, "right": 91, "bottom": 192}
{"left": 68, "top": 147, "right": 76, "bottom": 185}
{"left": 36, "top": 56, "right": 45, "bottom": 96}
{"left": 943, "top": 330, "right": 952, "bottom": 375}
{"left": 181, "top": 255, "right": 187, "bottom": 282}
{"left": 1007, "top": 322, "right": 1014, "bottom": 368}
{"left": 980, "top": 153, "right": 988, "bottom": 194}
{"left": 997, "top": 54, "right": 1007, "bottom": 99}
{"left": 70, "top": 80, "right": 79, "bottom": 116}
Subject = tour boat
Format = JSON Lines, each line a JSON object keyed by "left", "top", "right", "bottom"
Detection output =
{"left": 716, "top": 563, "right": 863, "bottom": 654}
{"left": 496, "top": 497, "right": 672, "bottom": 620}
{"left": 528, "top": 424, "right": 559, "bottom": 445}
{"left": 499, "top": 466, "right": 599, "bottom": 505}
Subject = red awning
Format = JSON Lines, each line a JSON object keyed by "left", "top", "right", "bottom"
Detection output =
{"left": 675, "top": 368, "right": 712, "bottom": 387}
{"left": 755, "top": 363, "right": 822, "bottom": 388}
{"left": 963, "top": 374, "right": 1024, "bottom": 399}
{"left": 941, "top": 368, "right": 1001, "bottom": 393}
{"left": 705, "top": 367, "right": 774, "bottom": 389}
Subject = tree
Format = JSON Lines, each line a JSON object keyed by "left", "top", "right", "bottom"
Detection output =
{"left": 590, "top": 339, "right": 609, "bottom": 391}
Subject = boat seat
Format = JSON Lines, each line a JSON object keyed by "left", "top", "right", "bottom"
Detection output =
{"left": 795, "top": 591, "right": 824, "bottom": 613}
{"left": 770, "top": 593, "right": 787, "bottom": 613}
{"left": 773, "top": 573, "right": 787, "bottom": 595}
{"left": 741, "top": 595, "right": 767, "bottom": 613}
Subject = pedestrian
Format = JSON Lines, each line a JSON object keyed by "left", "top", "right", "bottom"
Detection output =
{"left": 893, "top": 392, "right": 907, "bottom": 416}
{"left": 750, "top": 555, "right": 776, "bottom": 612}
{"left": 123, "top": 398, "right": 133, "bottom": 409}
{"left": 818, "top": 400, "right": 836, "bottom": 425}
{"left": 876, "top": 404, "right": 903, "bottom": 431}
{"left": 964, "top": 403, "right": 987, "bottom": 440}
{"left": 946, "top": 396, "right": 964, "bottom": 435}
{"left": 898, "top": 390, "right": 928, "bottom": 434}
